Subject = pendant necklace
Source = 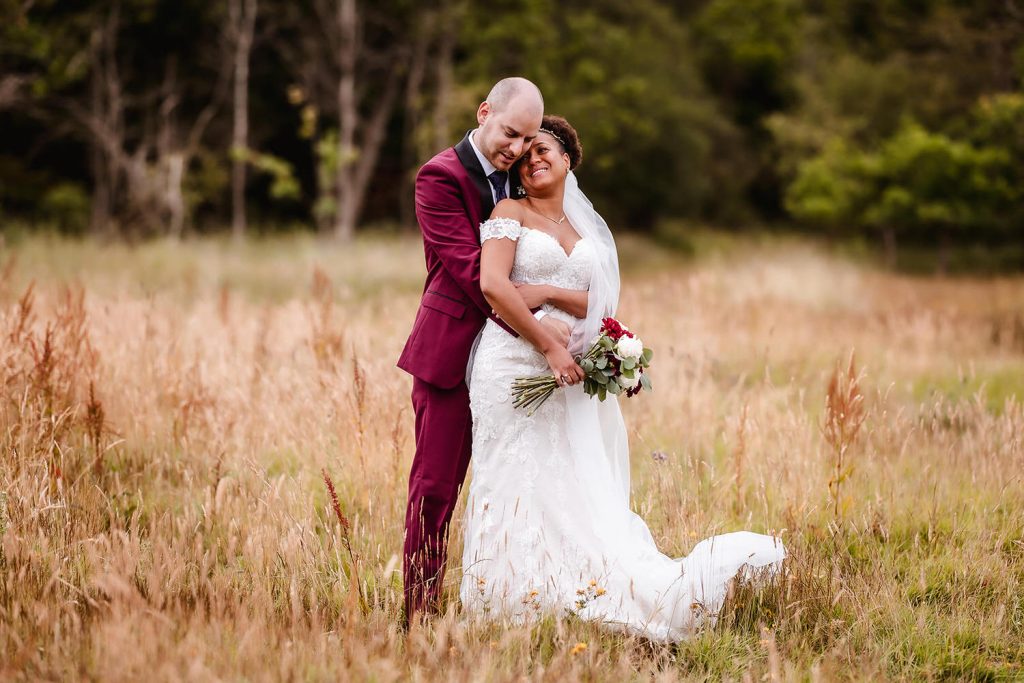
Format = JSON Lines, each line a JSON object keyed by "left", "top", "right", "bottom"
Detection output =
{"left": 528, "top": 199, "right": 566, "bottom": 225}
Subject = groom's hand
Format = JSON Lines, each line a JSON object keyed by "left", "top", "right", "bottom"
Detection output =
{"left": 539, "top": 316, "right": 571, "bottom": 348}
{"left": 513, "top": 283, "right": 549, "bottom": 309}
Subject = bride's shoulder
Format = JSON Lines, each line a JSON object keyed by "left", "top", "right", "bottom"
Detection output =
{"left": 489, "top": 198, "right": 526, "bottom": 222}
{"left": 481, "top": 200, "right": 529, "bottom": 243}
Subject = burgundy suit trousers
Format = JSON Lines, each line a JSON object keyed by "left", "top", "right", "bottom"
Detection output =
{"left": 403, "top": 376, "right": 474, "bottom": 619}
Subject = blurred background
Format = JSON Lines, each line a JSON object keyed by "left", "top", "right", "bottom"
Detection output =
{"left": 1, "top": 0, "right": 1022, "bottom": 271}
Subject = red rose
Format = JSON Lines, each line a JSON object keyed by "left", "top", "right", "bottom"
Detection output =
{"left": 601, "top": 317, "right": 629, "bottom": 341}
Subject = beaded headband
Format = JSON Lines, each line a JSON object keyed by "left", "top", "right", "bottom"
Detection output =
{"left": 538, "top": 127, "right": 565, "bottom": 146}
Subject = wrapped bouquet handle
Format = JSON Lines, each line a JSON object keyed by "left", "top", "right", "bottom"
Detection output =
{"left": 512, "top": 317, "right": 652, "bottom": 415}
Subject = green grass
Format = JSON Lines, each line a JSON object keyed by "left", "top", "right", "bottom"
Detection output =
{"left": 912, "top": 365, "right": 1024, "bottom": 413}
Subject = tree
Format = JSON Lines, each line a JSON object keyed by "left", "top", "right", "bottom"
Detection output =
{"left": 459, "top": 0, "right": 725, "bottom": 226}
{"left": 227, "top": 0, "right": 259, "bottom": 241}
{"left": 869, "top": 122, "right": 1014, "bottom": 272}
{"left": 968, "top": 92, "right": 1024, "bottom": 236}
{"left": 787, "top": 119, "right": 1017, "bottom": 270}
{"left": 691, "top": 0, "right": 800, "bottom": 129}
{"left": 0, "top": 1, "right": 101, "bottom": 229}
{"left": 271, "top": 0, "right": 411, "bottom": 240}
{"left": 70, "top": 2, "right": 230, "bottom": 238}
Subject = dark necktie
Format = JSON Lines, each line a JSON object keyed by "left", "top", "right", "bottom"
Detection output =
{"left": 487, "top": 170, "right": 508, "bottom": 202}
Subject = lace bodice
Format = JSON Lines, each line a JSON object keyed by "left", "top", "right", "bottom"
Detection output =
{"left": 480, "top": 217, "right": 593, "bottom": 293}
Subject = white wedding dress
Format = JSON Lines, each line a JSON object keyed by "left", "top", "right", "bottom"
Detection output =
{"left": 460, "top": 217, "right": 785, "bottom": 642}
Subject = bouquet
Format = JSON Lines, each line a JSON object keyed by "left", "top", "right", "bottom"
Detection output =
{"left": 511, "top": 317, "right": 652, "bottom": 415}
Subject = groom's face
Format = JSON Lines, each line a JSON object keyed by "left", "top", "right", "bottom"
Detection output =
{"left": 476, "top": 98, "right": 543, "bottom": 171}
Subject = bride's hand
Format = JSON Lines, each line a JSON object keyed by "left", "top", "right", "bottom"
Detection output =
{"left": 545, "top": 346, "right": 585, "bottom": 387}
{"left": 514, "top": 283, "right": 550, "bottom": 309}
{"left": 539, "top": 316, "right": 571, "bottom": 348}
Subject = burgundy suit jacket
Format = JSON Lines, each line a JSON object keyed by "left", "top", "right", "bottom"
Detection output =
{"left": 398, "top": 132, "right": 519, "bottom": 389}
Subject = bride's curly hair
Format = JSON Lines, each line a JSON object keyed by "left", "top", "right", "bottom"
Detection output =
{"left": 539, "top": 115, "right": 583, "bottom": 170}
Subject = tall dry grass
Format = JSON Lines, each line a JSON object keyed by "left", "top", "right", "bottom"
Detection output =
{"left": 1, "top": 233, "right": 1022, "bottom": 680}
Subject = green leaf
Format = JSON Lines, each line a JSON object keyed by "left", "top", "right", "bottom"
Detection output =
{"left": 640, "top": 374, "right": 652, "bottom": 391}
{"left": 597, "top": 385, "right": 607, "bottom": 401}
{"left": 581, "top": 359, "right": 595, "bottom": 373}
{"left": 607, "top": 380, "right": 621, "bottom": 395}
{"left": 622, "top": 357, "right": 636, "bottom": 370}
{"left": 596, "top": 356, "right": 608, "bottom": 370}
{"left": 594, "top": 371, "right": 609, "bottom": 385}
{"left": 642, "top": 348, "right": 653, "bottom": 364}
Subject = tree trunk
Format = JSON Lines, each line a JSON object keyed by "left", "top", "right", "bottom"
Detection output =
{"left": 86, "top": 10, "right": 124, "bottom": 237}
{"left": 433, "top": 0, "right": 457, "bottom": 152}
{"left": 333, "top": 0, "right": 358, "bottom": 241}
{"left": 230, "top": 0, "right": 258, "bottom": 242}
{"left": 281, "top": 0, "right": 409, "bottom": 239}
{"left": 881, "top": 225, "right": 897, "bottom": 270}
{"left": 73, "top": 3, "right": 229, "bottom": 238}
{"left": 347, "top": 64, "right": 402, "bottom": 235}
{"left": 166, "top": 153, "right": 186, "bottom": 239}
{"left": 0, "top": 75, "right": 27, "bottom": 110}
{"left": 88, "top": 54, "right": 111, "bottom": 236}
{"left": 399, "top": 14, "right": 430, "bottom": 230}
{"left": 937, "top": 229, "right": 951, "bottom": 276}
{"left": 156, "top": 46, "right": 230, "bottom": 238}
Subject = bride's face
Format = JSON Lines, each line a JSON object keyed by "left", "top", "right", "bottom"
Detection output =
{"left": 518, "top": 133, "right": 571, "bottom": 195}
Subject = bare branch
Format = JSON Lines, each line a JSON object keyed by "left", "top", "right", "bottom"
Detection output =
{"left": 0, "top": 75, "right": 29, "bottom": 110}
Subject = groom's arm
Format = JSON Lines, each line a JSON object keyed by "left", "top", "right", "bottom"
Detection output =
{"left": 415, "top": 163, "right": 572, "bottom": 344}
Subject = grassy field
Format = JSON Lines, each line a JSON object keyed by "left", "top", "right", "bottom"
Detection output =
{"left": 1, "top": 231, "right": 1023, "bottom": 681}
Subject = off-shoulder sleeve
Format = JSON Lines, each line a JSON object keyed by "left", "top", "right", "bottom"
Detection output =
{"left": 479, "top": 217, "right": 524, "bottom": 244}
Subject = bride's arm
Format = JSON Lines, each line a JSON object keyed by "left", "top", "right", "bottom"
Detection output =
{"left": 513, "top": 284, "right": 588, "bottom": 318}
{"left": 480, "top": 203, "right": 585, "bottom": 386}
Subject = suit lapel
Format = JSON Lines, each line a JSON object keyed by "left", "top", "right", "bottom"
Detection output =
{"left": 455, "top": 131, "right": 495, "bottom": 218}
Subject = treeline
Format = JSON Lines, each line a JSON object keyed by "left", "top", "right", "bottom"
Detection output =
{"left": 0, "top": 0, "right": 1021, "bottom": 252}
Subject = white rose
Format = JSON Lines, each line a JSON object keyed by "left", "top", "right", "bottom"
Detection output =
{"left": 616, "top": 373, "right": 640, "bottom": 390}
{"left": 615, "top": 336, "right": 644, "bottom": 360}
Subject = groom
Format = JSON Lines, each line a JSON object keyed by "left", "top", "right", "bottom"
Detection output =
{"left": 397, "top": 77, "right": 567, "bottom": 621}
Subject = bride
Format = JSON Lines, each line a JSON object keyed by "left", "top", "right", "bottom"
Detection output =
{"left": 460, "top": 115, "right": 785, "bottom": 642}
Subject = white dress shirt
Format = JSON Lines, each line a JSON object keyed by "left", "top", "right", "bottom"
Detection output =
{"left": 469, "top": 129, "right": 510, "bottom": 204}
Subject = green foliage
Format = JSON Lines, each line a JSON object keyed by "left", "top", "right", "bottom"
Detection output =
{"left": 186, "top": 149, "right": 230, "bottom": 214}
{"left": 787, "top": 118, "right": 1018, "bottom": 244}
{"left": 969, "top": 93, "right": 1024, "bottom": 232}
{"left": 869, "top": 122, "right": 1014, "bottom": 236}
{"left": 784, "top": 138, "right": 874, "bottom": 228}
{"left": 313, "top": 131, "right": 340, "bottom": 225}
{"left": 231, "top": 147, "right": 302, "bottom": 202}
{"left": 692, "top": 0, "right": 801, "bottom": 125}
{"left": 2, "top": 0, "right": 1024, "bottom": 251}
{"left": 40, "top": 182, "right": 90, "bottom": 234}
{"left": 460, "top": 0, "right": 723, "bottom": 225}
{"left": 766, "top": 53, "right": 918, "bottom": 181}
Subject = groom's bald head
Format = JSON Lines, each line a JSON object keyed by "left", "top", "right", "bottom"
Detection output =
{"left": 475, "top": 77, "right": 544, "bottom": 171}
{"left": 486, "top": 77, "right": 544, "bottom": 116}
